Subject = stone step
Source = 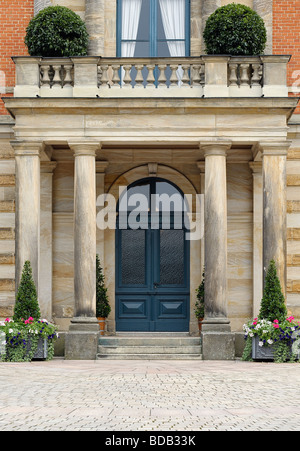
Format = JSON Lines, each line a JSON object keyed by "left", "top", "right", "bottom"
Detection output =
{"left": 98, "top": 345, "right": 202, "bottom": 355}
{"left": 97, "top": 353, "right": 203, "bottom": 360}
{"left": 98, "top": 336, "right": 201, "bottom": 347}
{"left": 97, "top": 335, "right": 202, "bottom": 360}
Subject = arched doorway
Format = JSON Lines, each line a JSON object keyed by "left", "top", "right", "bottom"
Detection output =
{"left": 115, "top": 177, "right": 190, "bottom": 332}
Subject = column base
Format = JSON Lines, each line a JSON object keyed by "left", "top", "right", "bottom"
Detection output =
{"left": 201, "top": 317, "right": 231, "bottom": 332}
{"left": 65, "top": 317, "right": 99, "bottom": 360}
{"left": 201, "top": 331, "right": 235, "bottom": 360}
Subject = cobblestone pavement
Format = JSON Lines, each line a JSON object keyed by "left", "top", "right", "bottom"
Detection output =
{"left": 0, "top": 358, "right": 300, "bottom": 431}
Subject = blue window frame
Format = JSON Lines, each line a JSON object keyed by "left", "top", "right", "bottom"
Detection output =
{"left": 117, "top": 0, "right": 190, "bottom": 58}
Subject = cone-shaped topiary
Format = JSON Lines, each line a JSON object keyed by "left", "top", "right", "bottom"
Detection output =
{"left": 203, "top": 3, "right": 267, "bottom": 55}
{"left": 96, "top": 255, "right": 111, "bottom": 318}
{"left": 13, "top": 261, "right": 41, "bottom": 321}
{"left": 258, "top": 260, "right": 287, "bottom": 322}
{"left": 25, "top": 6, "right": 89, "bottom": 57}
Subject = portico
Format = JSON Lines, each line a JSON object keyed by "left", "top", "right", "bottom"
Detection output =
{"left": 4, "top": 55, "right": 297, "bottom": 358}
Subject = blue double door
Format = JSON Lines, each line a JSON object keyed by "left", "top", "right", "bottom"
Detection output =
{"left": 116, "top": 223, "right": 190, "bottom": 332}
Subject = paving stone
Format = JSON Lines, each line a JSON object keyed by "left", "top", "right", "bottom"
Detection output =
{"left": 0, "top": 359, "right": 299, "bottom": 430}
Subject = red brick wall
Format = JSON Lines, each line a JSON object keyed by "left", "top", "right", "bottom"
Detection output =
{"left": 0, "top": 0, "right": 33, "bottom": 115}
{"left": 273, "top": 0, "right": 300, "bottom": 114}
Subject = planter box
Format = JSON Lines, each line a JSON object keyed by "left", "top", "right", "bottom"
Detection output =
{"left": 27, "top": 336, "right": 48, "bottom": 360}
{"left": 252, "top": 336, "right": 275, "bottom": 361}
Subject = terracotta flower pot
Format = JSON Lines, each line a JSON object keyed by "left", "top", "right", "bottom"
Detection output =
{"left": 97, "top": 317, "right": 106, "bottom": 336}
{"left": 198, "top": 318, "right": 204, "bottom": 333}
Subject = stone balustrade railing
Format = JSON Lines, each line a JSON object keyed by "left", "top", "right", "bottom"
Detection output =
{"left": 12, "top": 55, "right": 290, "bottom": 99}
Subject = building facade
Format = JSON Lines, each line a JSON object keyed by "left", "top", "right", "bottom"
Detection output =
{"left": 0, "top": 0, "right": 299, "bottom": 359}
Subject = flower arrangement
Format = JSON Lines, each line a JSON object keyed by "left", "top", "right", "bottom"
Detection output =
{"left": 242, "top": 316, "right": 300, "bottom": 363}
{"left": 0, "top": 317, "right": 59, "bottom": 362}
{"left": 0, "top": 261, "right": 59, "bottom": 362}
{"left": 242, "top": 260, "right": 300, "bottom": 363}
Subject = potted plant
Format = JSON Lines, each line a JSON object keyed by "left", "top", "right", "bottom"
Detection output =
{"left": 0, "top": 261, "right": 58, "bottom": 362}
{"left": 96, "top": 255, "right": 111, "bottom": 335}
{"left": 195, "top": 269, "right": 205, "bottom": 332}
{"left": 242, "top": 260, "right": 300, "bottom": 363}
{"left": 203, "top": 3, "right": 267, "bottom": 55}
{"left": 25, "top": 5, "right": 89, "bottom": 57}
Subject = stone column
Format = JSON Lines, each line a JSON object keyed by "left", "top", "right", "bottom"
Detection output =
{"left": 12, "top": 141, "right": 43, "bottom": 292}
{"left": 85, "top": 0, "right": 105, "bottom": 55}
{"left": 200, "top": 141, "right": 235, "bottom": 360}
{"left": 201, "top": 142, "right": 231, "bottom": 331}
{"left": 261, "top": 142, "right": 291, "bottom": 297}
{"left": 249, "top": 162, "right": 263, "bottom": 317}
{"left": 65, "top": 142, "right": 100, "bottom": 360}
{"left": 40, "top": 161, "right": 56, "bottom": 320}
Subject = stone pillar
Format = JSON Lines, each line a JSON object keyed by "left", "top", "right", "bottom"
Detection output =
{"left": 197, "top": 161, "right": 205, "bottom": 275}
{"left": 249, "top": 162, "right": 263, "bottom": 317}
{"left": 65, "top": 142, "right": 100, "bottom": 360}
{"left": 12, "top": 141, "right": 43, "bottom": 292}
{"left": 261, "top": 142, "right": 291, "bottom": 297}
{"left": 200, "top": 141, "right": 235, "bottom": 360}
{"left": 253, "top": 0, "right": 273, "bottom": 54}
{"left": 40, "top": 161, "right": 56, "bottom": 320}
{"left": 96, "top": 161, "right": 109, "bottom": 260}
{"left": 85, "top": 0, "right": 105, "bottom": 55}
{"left": 202, "top": 0, "right": 221, "bottom": 52}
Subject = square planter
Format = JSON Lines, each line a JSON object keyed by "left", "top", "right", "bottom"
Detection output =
{"left": 27, "top": 336, "right": 48, "bottom": 360}
{"left": 252, "top": 336, "right": 275, "bottom": 361}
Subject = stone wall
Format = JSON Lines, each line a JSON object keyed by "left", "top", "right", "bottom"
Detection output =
{"left": 286, "top": 129, "right": 300, "bottom": 317}
{"left": 0, "top": 119, "right": 15, "bottom": 318}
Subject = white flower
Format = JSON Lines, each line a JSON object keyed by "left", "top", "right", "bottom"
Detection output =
{"left": 259, "top": 341, "right": 264, "bottom": 347}
{"left": 9, "top": 328, "right": 13, "bottom": 334}
{"left": 249, "top": 333, "right": 254, "bottom": 338}
{"left": 256, "top": 324, "right": 261, "bottom": 329}
{"left": 267, "top": 339, "right": 274, "bottom": 345}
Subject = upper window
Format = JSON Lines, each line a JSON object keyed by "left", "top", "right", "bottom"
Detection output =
{"left": 117, "top": 0, "right": 190, "bottom": 57}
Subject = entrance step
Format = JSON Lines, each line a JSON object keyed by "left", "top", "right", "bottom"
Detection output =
{"left": 97, "top": 335, "right": 202, "bottom": 360}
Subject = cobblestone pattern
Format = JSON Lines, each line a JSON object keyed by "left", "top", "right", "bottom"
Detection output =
{"left": 0, "top": 359, "right": 300, "bottom": 431}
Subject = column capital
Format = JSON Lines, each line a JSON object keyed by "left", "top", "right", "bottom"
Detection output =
{"left": 249, "top": 161, "right": 262, "bottom": 173}
{"left": 69, "top": 141, "right": 101, "bottom": 157}
{"left": 200, "top": 141, "right": 232, "bottom": 157}
{"left": 40, "top": 161, "right": 57, "bottom": 174}
{"left": 197, "top": 161, "right": 205, "bottom": 173}
{"left": 11, "top": 140, "right": 44, "bottom": 157}
{"left": 96, "top": 161, "right": 109, "bottom": 173}
{"left": 259, "top": 141, "right": 292, "bottom": 157}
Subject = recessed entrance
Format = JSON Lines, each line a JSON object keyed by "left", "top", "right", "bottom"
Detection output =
{"left": 116, "top": 178, "right": 190, "bottom": 332}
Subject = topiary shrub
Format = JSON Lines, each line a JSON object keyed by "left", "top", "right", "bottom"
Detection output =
{"left": 258, "top": 260, "right": 287, "bottom": 323}
{"left": 96, "top": 255, "right": 111, "bottom": 318}
{"left": 203, "top": 3, "right": 267, "bottom": 55}
{"left": 13, "top": 260, "right": 41, "bottom": 321}
{"left": 25, "top": 6, "right": 89, "bottom": 57}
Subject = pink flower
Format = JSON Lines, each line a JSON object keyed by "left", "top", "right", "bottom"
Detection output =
{"left": 287, "top": 316, "right": 294, "bottom": 323}
{"left": 273, "top": 320, "right": 279, "bottom": 324}
{"left": 5, "top": 318, "right": 11, "bottom": 323}
{"left": 273, "top": 324, "right": 279, "bottom": 329}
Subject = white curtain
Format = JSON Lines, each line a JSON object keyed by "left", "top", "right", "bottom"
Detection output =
{"left": 121, "top": 0, "right": 143, "bottom": 57}
{"left": 159, "top": 0, "right": 185, "bottom": 83}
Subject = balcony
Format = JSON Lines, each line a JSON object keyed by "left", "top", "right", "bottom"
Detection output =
{"left": 12, "top": 55, "right": 290, "bottom": 99}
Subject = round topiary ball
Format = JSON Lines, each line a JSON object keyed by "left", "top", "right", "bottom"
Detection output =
{"left": 203, "top": 3, "right": 267, "bottom": 56}
{"left": 25, "top": 6, "right": 89, "bottom": 57}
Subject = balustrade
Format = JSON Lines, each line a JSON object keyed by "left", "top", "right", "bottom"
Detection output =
{"left": 11, "top": 55, "right": 290, "bottom": 99}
